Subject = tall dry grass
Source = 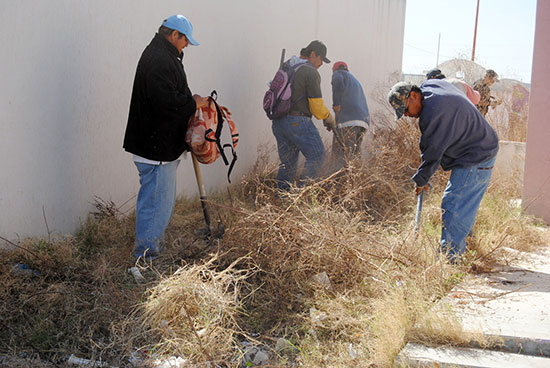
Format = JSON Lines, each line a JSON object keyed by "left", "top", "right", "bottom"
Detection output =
{"left": 0, "top": 106, "right": 545, "bottom": 367}
{"left": 0, "top": 215, "right": 138, "bottom": 365}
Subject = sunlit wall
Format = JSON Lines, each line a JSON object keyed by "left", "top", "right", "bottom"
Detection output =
{"left": 0, "top": 0, "right": 406, "bottom": 241}
{"left": 523, "top": 0, "right": 550, "bottom": 223}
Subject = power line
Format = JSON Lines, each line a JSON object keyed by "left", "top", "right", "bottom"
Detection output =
{"left": 404, "top": 42, "right": 453, "bottom": 60}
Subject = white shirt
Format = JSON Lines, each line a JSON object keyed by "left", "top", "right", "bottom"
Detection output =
{"left": 337, "top": 120, "right": 369, "bottom": 129}
{"left": 132, "top": 154, "right": 183, "bottom": 165}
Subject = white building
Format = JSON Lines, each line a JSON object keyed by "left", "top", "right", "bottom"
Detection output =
{"left": 0, "top": 0, "right": 406, "bottom": 241}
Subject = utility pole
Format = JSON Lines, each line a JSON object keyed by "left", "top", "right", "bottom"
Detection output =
{"left": 472, "top": 0, "right": 480, "bottom": 61}
{"left": 436, "top": 32, "right": 441, "bottom": 66}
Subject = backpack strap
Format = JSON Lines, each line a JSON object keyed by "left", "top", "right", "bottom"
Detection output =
{"left": 222, "top": 142, "right": 237, "bottom": 184}
{"left": 204, "top": 90, "right": 238, "bottom": 183}
{"left": 287, "top": 62, "right": 310, "bottom": 105}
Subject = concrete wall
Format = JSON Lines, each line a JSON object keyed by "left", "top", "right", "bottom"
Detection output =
{"left": 494, "top": 141, "right": 526, "bottom": 188}
{"left": 523, "top": 0, "right": 550, "bottom": 223}
{"left": 0, "top": 0, "right": 406, "bottom": 241}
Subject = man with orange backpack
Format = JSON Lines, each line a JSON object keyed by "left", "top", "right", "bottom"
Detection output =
{"left": 123, "top": 14, "right": 207, "bottom": 260}
{"left": 269, "top": 40, "right": 336, "bottom": 191}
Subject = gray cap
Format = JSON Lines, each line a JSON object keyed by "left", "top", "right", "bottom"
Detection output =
{"left": 387, "top": 81, "right": 413, "bottom": 120}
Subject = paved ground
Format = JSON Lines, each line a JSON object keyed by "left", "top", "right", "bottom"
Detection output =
{"left": 398, "top": 246, "right": 550, "bottom": 367}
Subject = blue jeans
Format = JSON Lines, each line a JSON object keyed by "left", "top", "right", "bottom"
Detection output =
{"left": 440, "top": 157, "right": 496, "bottom": 260}
{"left": 134, "top": 160, "right": 179, "bottom": 259}
{"left": 272, "top": 115, "right": 326, "bottom": 190}
{"left": 331, "top": 126, "right": 366, "bottom": 171}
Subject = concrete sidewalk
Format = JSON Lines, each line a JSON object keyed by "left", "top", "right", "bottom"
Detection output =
{"left": 398, "top": 246, "right": 550, "bottom": 367}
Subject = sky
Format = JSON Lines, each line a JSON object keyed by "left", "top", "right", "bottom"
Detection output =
{"left": 402, "top": 0, "right": 537, "bottom": 83}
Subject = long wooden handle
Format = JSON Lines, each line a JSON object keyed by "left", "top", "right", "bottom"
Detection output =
{"left": 191, "top": 153, "right": 211, "bottom": 231}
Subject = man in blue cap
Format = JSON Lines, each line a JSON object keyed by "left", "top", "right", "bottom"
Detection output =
{"left": 123, "top": 14, "right": 207, "bottom": 260}
{"left": 387, "top": 80, "right": 499, "bottom": 262}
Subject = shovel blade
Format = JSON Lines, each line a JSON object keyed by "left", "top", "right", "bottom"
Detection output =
{"left": 414, "top": 190, "right": 424, "bottom": 233}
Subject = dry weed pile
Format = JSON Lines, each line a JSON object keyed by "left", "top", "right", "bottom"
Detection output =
{"left": 0, "top": 116, "right": 546, "bottom": 367}
{"left": 111, "top": 258, "right": 249, "bottom": 365}
{"left": 0, "top": 214, "right": 138, "bottom": 365}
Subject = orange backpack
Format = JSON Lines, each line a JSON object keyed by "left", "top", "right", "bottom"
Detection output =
{"left": 185, "top": 91, "right": 239, "bottom": 182}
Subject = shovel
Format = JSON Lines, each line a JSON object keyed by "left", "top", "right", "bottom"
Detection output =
{"left": 414, "top": 184, "right": 431, "bottom": 235}
{"left": 414, "top": 189, "right": 424, "bottom": 234}
{"left": 333, "top": 128, "right": 346, "bottom": 150}
{"left": 191, "top": 153, "right": 225, "bottom": 239}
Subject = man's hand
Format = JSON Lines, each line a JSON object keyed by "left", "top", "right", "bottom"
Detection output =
{"left": 415, "top": 184, "right": 430, "bottom": 196}
{"left": 193, "top": 94, "right": 209, "bottom": 109}
{"left": 323, "top": 114, "right": 337, "bottom": 132}
{"left": 333, "top": 105, "right": 341, "bottom": 113}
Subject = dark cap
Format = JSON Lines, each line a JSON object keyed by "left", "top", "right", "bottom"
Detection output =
{"left": 426, "top": 68, "right": 445, "bottom": 80}
{"left": 302, "top": 40, "right": 330, "bottom": 63}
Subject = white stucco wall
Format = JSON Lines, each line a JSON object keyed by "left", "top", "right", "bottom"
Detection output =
{"left": 0, "top": 0, "right": 406, "bottom": 241}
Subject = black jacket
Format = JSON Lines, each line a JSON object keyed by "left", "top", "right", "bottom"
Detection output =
{"left": 123, "top": 33, "right": 196, "bottom": 161}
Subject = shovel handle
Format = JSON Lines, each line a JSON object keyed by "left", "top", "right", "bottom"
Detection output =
{"left": 191, "top": 153, "right": 211, "bottom": 231}
{"left": 279, "top": 48, "right": 286, "bottom": 69}
{"left": 333, "top": 128, "right": 345, "bottom": 148}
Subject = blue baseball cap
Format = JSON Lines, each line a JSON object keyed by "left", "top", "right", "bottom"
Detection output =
{"left": 162, "top": 15, "right": 199, "bottom": 46}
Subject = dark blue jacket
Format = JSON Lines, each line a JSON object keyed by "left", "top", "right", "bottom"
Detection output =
{"left": 331, "top": 70, "right": 370, "bottom": 124}
{"left": 413, "top": 79, "right": 499, "bottom": 187}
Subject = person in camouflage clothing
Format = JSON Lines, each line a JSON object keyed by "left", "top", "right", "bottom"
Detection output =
{"left": 473, "top": 69, "right": 500, "bottom": 117}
